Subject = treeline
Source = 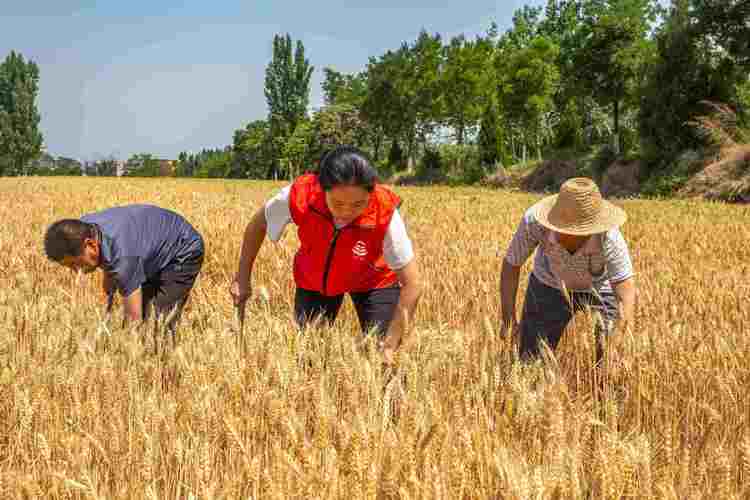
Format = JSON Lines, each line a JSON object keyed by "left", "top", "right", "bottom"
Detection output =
{"left": 190, "top": 0, "right": 749, "bottom": 185}
{"left": 2, "top": 0, "right": 748, "bottom": 188}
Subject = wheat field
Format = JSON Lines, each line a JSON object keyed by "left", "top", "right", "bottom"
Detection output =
{"left": 0, "top": 176, "right": 749, "bottom": 499}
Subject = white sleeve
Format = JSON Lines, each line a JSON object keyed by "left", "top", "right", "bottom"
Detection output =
{"left": 264, "top": 185, "right": 293, "bottom": 242}
{"left": 383, "top": 209, "right": 415, "bottom": 271}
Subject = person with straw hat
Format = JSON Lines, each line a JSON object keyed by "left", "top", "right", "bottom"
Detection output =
{"left": 499, "top": 177, "right": 637, "bottom": 362}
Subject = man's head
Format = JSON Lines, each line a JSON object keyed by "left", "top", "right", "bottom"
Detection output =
{"left": 44, "top": 219, "right": 101, "bottom": 273}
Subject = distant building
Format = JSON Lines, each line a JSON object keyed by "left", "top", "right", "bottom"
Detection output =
{"left": 114, "top": 160, "right": 127, "bottom": 177}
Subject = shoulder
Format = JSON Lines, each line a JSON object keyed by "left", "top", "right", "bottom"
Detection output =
{"left": 519, "top": 205, "right": 545, "bottom": 238}
{"left": 289, "top": 174, "right": 320, "bottom": 199}
{"left": 373, "top": 184, "right": 401, "bottom": 209}
{"left": 603, "top": 227, "right": 628, "bottom": 246}
{"left": 289, "top": 175, "right": 322, "bottom": 219}
{"left": 292, "top": 173, "right": 319, "bottom": 189}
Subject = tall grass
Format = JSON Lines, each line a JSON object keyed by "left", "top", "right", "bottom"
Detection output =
{"left": 1, "top": 177, "right": 748, "bottom": 499}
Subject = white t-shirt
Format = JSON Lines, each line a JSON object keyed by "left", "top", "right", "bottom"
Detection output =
{"left": 264, "top": 185, "right": 415, "bottom": 271}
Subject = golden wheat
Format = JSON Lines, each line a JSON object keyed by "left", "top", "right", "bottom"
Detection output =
{"left": 0, "top": 176, "right": 748, "bottom": 498}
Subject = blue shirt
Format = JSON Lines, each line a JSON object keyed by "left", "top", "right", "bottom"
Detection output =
{"left": 81, "top": 204, "right": 204, "bottom": 297}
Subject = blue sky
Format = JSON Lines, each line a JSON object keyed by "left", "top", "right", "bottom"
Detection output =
{"left": 2, "top": 0, "right": 545, "bottom": 161}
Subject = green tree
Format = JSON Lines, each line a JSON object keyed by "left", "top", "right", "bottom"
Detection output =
{"left": 56, "top": 157, "right": 82, "bottom": 176}
{"left": 364, "top": 32, "right": 443, "bottom": 168}
{"left": 477, "top": 101, "right": 507, "bottom": 167}
{"left": 125, "top": 153, "right": 159, "bottom": 177}
{"left": 441, "top": 34, "right": 494, "bottom": 144}
{"left": 192, "top": 148, "right": 234, "bottom": 178}
{"left": 264, "top": 33, "right": 314, "bottom": 178}
{"left": 0, "top": 51, "right": 43, "bottom": 176}
{"left": 574, "top": 0, "right": 657, "bottom": 154}
{"left": 322, "top": 68, "right": 367, "bottom": 107}
{"left": 691, "top": 0, "right": 750, "bottom": 67}
{"left": 280, "top": 118, "right": 314, "bottom": 180}
{"left": 538, "top": 0, "right": 589, "bottom": 148}
{"left": 232, "top": 119, "right": 273, "bottom": 179}
{"left": 498, "top": 36, "right": 560, "bottom": 162}
{"left": 363, "top": 49, "right": 414, "bottom": 163}
{"left": 499, "top": 5, "right": 543, "bottom": 50}
{"left": 408, "top": 31, "right": 444, "bottom": 158}
{"left": 639, "top": 0, "right": 747, "bottom": 165}
{"left": 320, "top": 67, "right": 385, "bottom": 160}
{"left": 311, "top": 104, "right": 367, "bottom": 156}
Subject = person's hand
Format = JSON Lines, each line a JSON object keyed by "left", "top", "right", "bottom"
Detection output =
{"left": 230, "top": 276, "right": 251, "bottom": 306}
{"left": 609, "top": 318, "right": 632, "bottom": 354}
{"left": 101, "top": 271, "right": 114, "bottom": 300}
{"left": 379, "top": 334, "right": 400, "bottom": 366}
{"left": 500, "top": 319, "right": 519, "bottom": 338}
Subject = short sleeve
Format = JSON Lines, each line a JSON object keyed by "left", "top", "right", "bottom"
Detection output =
{"left": 504, "top": 208, "right": 543, "bottom": 267}
{"left": 110, "top": 256, "right": 146, "bottom": 297}
{"left": 383, "top": 209, "right": 414, "bottom": 271}
{"left": 264, "top": 185, "right": 293, "bottom": 242}
{"left": 603, "top": 228, "right": 634, "bottom": 284}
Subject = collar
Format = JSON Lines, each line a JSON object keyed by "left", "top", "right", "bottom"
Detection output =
{"left": 548, "top": 231, "right": 600, "bottom": 255}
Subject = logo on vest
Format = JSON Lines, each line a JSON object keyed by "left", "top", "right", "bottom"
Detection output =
{"left": 353, "top": 240, "right": 368, "bottom": 258}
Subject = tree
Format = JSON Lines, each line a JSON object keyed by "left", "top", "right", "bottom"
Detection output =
{"left": 322, "top": 68, "right": 367, "bottom": 107}
{"left": 0, "top": 51, "right": 43, "bottom": 176}
{"left": 639, "top": 0, "right": 747, "bottom": 165}
{"left": 309, "top": 103, "right": 368, "bottom": 160}
{"left": 691, "top": 0, "right": 750, "bottom": 67}
{"left": 364, "top": 32, "right": 443, "bottom": 168}
{"left": 574, "top": 0, "right": 657, "bottom": 154}
{"left": 232, "top": 119, "right": 273, "bottom": 179}
{"left": 499, "top": 5, "right": 543, "bottom": 50}
{"left": 280, "top": 118, "right": 313, "bottom": 180}
{"left": 408, "top": 31, "right": 444, "bottom": 157}
{"left": 498, "top": 36, "right": 560, "bottom": 162}
{"left": 363, "top": 53, "right": 410, "bottom": 162}
{"left": 538, "top": 0, "right": 589, "bottom": 148}
{"left": 125, "top": 153, "right": 159, "bottom": 177}
{"left": 441, "top": 34, "right": 494, "bottom": 144}
{"left": 264, "top": 33, "right": 314, "bottom": 178}
{"left": 478, "top": 101, "right": 506, "bottom": 167}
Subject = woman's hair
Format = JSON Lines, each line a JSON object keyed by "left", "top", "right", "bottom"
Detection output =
{"left": 318, "top": 146, "right": 379, "bottom": 192}
{"left": 44, "top": 219, "right": 97, "bottom": 262}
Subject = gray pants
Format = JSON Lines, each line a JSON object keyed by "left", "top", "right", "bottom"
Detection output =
{"left": 519, "top": 273, "right": 617, "bottom": 363}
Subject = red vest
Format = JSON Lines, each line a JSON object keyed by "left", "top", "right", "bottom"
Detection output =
{"left": 289, "top": 174, "right": 401, "bottom": 296}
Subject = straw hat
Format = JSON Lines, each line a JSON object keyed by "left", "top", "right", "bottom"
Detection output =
{"left": 531, "top": 177, "right": 626, "bottom": 235}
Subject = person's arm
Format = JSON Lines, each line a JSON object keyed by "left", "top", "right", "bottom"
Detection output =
{"left": 122, "top": 287, "right": 143, "bottom": 323}
{"left": 381, "top": 259, "right": 423, "bottom": 364}
{"left": 102, "top": 271, "right": 113, "bottom": 296}
{"left": 232, "top": 186, "right": 293, "bottom": 305}
{"left": 499, "top": 210, "right": 539, "bottom": 335}
{"left": 603, "top": 229, "right": 637, "bottom": 331}
{"left": 108, "top": 257, "right": 145, "bottom": 322}
{"left": 612, "top": 277, "right": 637, "bottom": 329}
{"left": 102, "top": 271, "right": 115, "bottom": 312}
{"left": 500, "top": 258, "right": 522, "bottom": 335}
{"left": 231, "top": 207, "right": 268, "bottom": 305}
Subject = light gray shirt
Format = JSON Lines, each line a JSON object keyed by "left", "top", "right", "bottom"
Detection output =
{"left": 504, "top": 206, "right": 634, "bottom": 293}
{"left": 264, "top": 186, "right": 415, "bottom": 271}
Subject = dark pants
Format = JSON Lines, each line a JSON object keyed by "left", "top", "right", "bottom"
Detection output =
{"left": 294, "top": 285, "right": 401, "bottom": 337}
{"left": 519, "top": 273, "right": 618, "bottom": 362}
{"left": 141, "top": 250, "right": 204, "bottom": 336}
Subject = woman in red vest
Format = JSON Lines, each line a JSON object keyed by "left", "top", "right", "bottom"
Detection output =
{"left": 230, "top": 146, "right": 422, "bottom": 364}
